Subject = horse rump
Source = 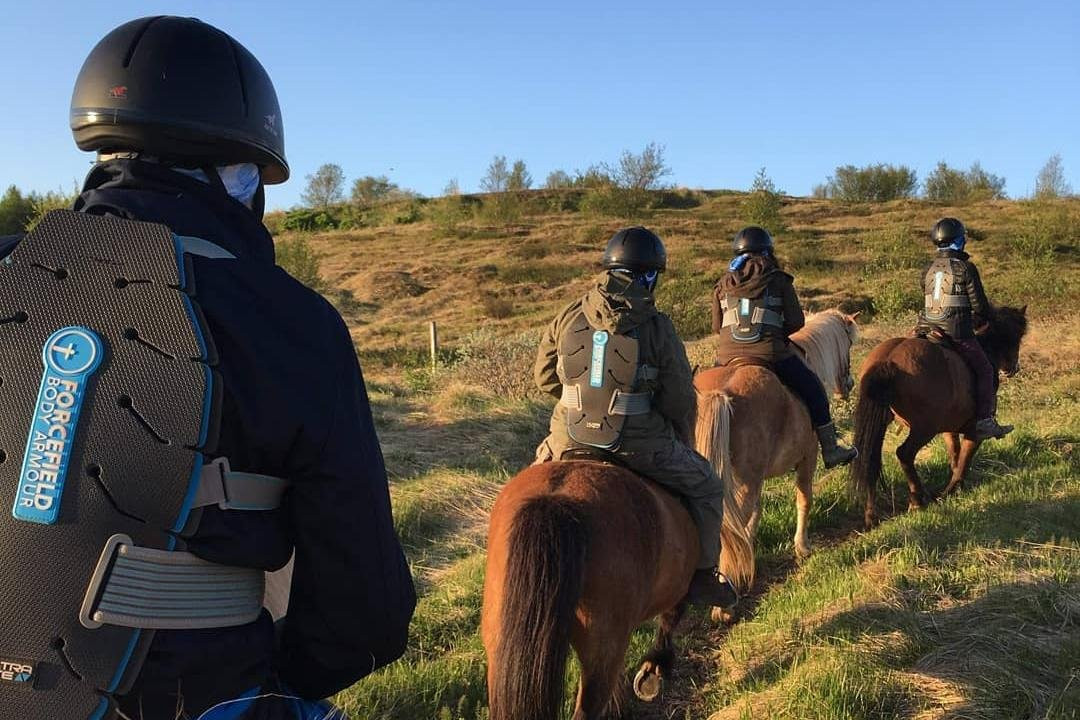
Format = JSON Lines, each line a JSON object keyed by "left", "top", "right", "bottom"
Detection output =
{"left": 489, "top": 495, "right": 588, "bottom": 720}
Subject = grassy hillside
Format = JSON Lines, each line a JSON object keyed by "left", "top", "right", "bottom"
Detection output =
{"left": 278, "top": 192, "right": 1080, "bottom": 719}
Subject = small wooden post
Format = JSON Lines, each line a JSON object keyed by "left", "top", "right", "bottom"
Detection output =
{"left": 429, "top": 320, "right": 439, "bottom": 369}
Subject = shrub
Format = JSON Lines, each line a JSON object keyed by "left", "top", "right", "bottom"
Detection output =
{"left": 1013, "top": 200, "right": 1079, "bottom": 260}
{"left": 275, "top": 235, "right": 324, "bottom": 292}
{"left": 870, "top": 276, "right": 920, "bottom": 320}
{"left": 611, "top": 142, "right": 670, "bottom": 191}
{"left": 281, "top": 208, "right": 339, "bottom": 232}
{"left": 427, "top": 195, "right": 475, "bottom": 234}
{"left": 480, "top": 294, "right": 514, "bottom": 319}
{"left": 474, "top": 193, "right": 522, "bottom": 225}
{"left": 823, "top": 164, "right": 919, "bottom": 202}
{"left": 655, "top": 271, "right": 713, "bottom": 339}
{"left": 923, "top": 161, "right": 1006, "bottom": 203}
{"left": 393, "top": 200, "right": 424, "bottom": 224}
{"left": 0, "top": 185, "right": 35, "bottom": 234}
{"left": 580, "top": 184, "right": 653, "bottom": 219}
{"left": 544, "top": 170, "right": 573, "bottom": 189}
{"left": 740, "top": 167, "right": 785, "bottom": 232}
{"left": 507, "top": 160, "right": 532, "bottom": 191}
{"left": 24, "top": 186, "right": 79, "bottom": 231}
{"left": 860, "top": 225, "right": 925, "bottom": 274}
{"left": 446, "top": 329, "right": 541, "bottom": 401}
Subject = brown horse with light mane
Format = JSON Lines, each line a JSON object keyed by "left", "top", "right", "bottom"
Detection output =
{"left": 482, "top": 460, "right": 752, "bottom": 720}
{"left": 693, "top": 309, "right": 860, "bottom": 596}
{"left": 850, "top": 305, "right": 1028, "bottom": 528}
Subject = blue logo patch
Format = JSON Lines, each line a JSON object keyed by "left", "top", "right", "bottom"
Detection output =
{"left": 589, "top": 330, "right": 609, "bottom": 388}
{"left": 13, "top": 327, "right": 104, "bottom": 525}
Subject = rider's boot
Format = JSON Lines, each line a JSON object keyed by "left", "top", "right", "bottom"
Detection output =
{"left": 973, "top": 417, "right": 1013, "bottom": 441}
{"left": 815, "top": 422, "right": 858, "bottom": 468}
{"left": 685, "top": 567, "right": 739, "bottom": 608}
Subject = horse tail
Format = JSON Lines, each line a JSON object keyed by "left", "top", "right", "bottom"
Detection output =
{"left": 850, "top": 360, "right": 897, "bottom": 501}
{"left": 695, "top": 391, "right": 755, "bottom": 591}
{"left": 489, "top": 496, "right": 588, "bottom": 720}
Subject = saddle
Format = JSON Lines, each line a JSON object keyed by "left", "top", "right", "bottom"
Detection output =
{"left": 913, "top": 326, "right": 958, "bottom": 351}
{"left": 713, "top": 356, "right": 771, "bottom": 370}
{"left": 559, "top": 446, "right": 628, "bottom": 467}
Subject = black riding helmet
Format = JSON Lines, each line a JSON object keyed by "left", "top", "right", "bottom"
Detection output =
{"left": 733, "top": 226, "right": 774, "bottom": 254}
{"left": 70, "top": 16, "right": 289, "bottom": 184}
{"left": 932, "top": 217, "right": 965, "bottom": 247}
{"left": 602, "top": 226, "right": 667, "bottom": 273}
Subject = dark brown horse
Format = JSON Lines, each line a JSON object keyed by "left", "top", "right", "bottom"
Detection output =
{"left": 481, "top": 460, "right": 751, "bottom": 719}
{"left": 851, "top": 306, "right": 1028, "bottom": 528}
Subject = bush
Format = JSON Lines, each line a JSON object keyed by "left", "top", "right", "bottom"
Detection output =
{"left": 275, "top": 235, "right": 324, "bottom": 292}
{"left": 740, "top": 167, "right": 785, "bottom": 232}
{"left": 480, "top": 294, "right": 514, "bottom": 319}
{"left": 281, "top": 208, "right": 339, "bottom": 232}
{"left": 923, "top": 161, "right": 1006, "bottom": 203}
{"left": 823, "top": 164, "right": 919, "bottom": 202}
{"left": 427, "top": 195, "right": 475, "bottom": 234}
{"left": 860, "top": 225, "right": 925, "bottom": 274}
{"left": 655, "top": 271, "right": 713, "bottom": 339}
{"left": 393, "top": 200, "right": 423, "bottom": 224}
{"left": 1013, "top": 200, "right": 1079, "bottom": 260}
{"left": 301, "top": 163, "right": 345, "bottom": 209}
{"left": 870, "top": 276, "right": 921, "bottom": 320}
{"left": 580, "top": 184, "right": 653, "bottom": 219}
{"left": 544, "top": 170, "right": 573, "bottom": 189}
{"left": 24, "top": 186, "right": 79, "bottom": 231}
{"left": 0, "top": 185, "right": 35, "bottom": 234}
{"left": 446, "top": 329, "right": 541, "bottom": 401}
{"left": 474, "top": 193, "right": 523, "bottom": 225}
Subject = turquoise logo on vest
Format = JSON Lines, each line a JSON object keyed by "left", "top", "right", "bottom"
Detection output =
{"left": 13, "top": 327, "right": 104, "bottom": 525}
{"left": 589, "top": 331, "right": 609, "bottom": 388}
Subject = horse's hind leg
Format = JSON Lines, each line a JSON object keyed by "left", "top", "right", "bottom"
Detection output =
{"left": 896, "top": 429, "right": 936, "bottom": 510}
{"left": 573, "top": 632, "right": 632, "bottom": 719}
{"left": 633, "top": 602, "right": 688, "bottom": 703}
{"left": 942, "top": 435, "right": 982, "bottom": 496}
{"left": 794, "top": 458, "right": 815, "bottom": 560}
{"left": 943, "top": 432, "right": 961, "bottom": 472}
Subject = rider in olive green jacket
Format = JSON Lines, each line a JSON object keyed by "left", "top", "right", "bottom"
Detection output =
{"left": 533, "top": 227, "right": 738, "bottom": 609}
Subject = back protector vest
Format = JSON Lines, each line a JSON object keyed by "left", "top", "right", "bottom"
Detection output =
{"left": 0, "top": 211, "right": 288, "bottom": 720}
{"left": 920, "top": 256, "right": 971, "bottom": 335}
{"left": 557, "top": 311, "right": 653, "bottom": 450}
{"left": 719, "top": 287, "right": 785, "bottom": 343}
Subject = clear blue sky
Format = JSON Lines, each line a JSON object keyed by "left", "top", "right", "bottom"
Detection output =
{"left": 2, "top": 0, "right": 1078, "bottom": 210}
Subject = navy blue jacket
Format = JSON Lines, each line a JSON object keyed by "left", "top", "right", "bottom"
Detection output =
{"left": 52, "top": 160, "right": 415, "bottom": 717}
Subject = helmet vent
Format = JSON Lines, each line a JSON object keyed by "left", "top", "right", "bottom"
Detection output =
{"left": 227, "top": 38, "right": 249, "bottom": 117}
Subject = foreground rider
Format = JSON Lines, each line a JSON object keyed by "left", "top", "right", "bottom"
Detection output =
{"left": 712, "top": 227, "right": 857, "bottom": 468}
{"left": 0, "top": 17, "right": 414, "bottom": 719}
{"left": 533, "top": 227, "right": 738, "bottom": 608}
{"left": 915, "top": 218, "right": 1012, "bottom": 441}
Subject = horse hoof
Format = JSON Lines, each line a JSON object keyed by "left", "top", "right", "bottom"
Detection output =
{"left": 633, "top": 664, "right": 662, "bottom": 702}
{"left": 795, "top": 544, "right": 812, "bottom": 561}
{"left": 711, "top": 606, "right": 736, "bottom": 625}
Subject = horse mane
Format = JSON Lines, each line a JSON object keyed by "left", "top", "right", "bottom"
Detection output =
{"left": 981, "top": 305, "right": 1028, "bottom": 357}
{"left": 790, "top": 309, "right": 857, "bottom": 394}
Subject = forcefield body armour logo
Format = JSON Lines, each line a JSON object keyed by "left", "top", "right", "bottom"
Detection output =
{"left": 0, "top": 658, "right": 35, "bottom": 688}
{"left": 13, "top": 327, "right": 104, "bottom": 525}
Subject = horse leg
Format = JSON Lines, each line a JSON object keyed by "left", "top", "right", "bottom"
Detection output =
{"left": 942, "top": 436, "right": 982, "bottom": 496}
{"left": 793, "top": 458, "right": 815, "bottom": 560}
{"left": 573, "top": 631, "right": 632, "bottom": 720}
{"left": 896, "top": 429, "right": 936, "bottom": 510}
{"left": 943, "top": 432, "right": 961, "bottom": 472}
{"left": 633, "top": 602, "right": 688, "bottom": 703}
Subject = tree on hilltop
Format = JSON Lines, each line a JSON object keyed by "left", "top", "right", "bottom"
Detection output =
{"left": 302, "top": 163, "right": 345, "bottom": 208}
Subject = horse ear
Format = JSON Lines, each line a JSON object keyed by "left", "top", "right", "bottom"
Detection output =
{"left": 847, "top": 311, "right": 862, "bottom": 323}
{"left": 1020, "top": 304, "right": 1028, "bottom": 316}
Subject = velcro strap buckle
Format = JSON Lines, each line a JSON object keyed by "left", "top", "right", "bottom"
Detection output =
{"left": 80, "top": 534, "right": 265, "bottom": 630}
{"left": 750, "top": 307, "right": 785, "bottom": 327}
{"left": 560, "top": 384, "right": 583, "bottom": 410}
{"left": 193, "top": 457, "right": 290, "bottom": 511}
{"left": 609, "top": 390, "right": 651, "bottom": 416}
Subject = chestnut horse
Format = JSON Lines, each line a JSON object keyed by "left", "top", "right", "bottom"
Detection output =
{"left": 482, "top": 460, "right": 752, "bottom": 720}
{"left": 694, "top": 310, "right": 860, "bottom": 592}
{"left": 850, "top": 305, "right": 1028, "bottom": 528}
